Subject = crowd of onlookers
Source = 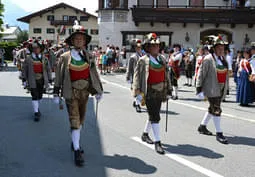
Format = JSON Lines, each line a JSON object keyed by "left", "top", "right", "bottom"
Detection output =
{"left": 92, "top": 45, "right": 127, "bottom": 74}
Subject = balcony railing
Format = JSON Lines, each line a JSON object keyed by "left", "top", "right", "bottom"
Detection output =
{"left": 131, "top": 5, "right": 255, "bottom": 25}
{"left": 50, "top": 20, "right": 75, "bottom": 26}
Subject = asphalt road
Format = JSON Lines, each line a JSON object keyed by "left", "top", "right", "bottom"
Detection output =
{"left": 0, "top": 65, "right": 255, "bottom": 177}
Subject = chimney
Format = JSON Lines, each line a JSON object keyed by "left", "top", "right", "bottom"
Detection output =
{"left": 83, "top": 8, "right": 86, "bottom": 12}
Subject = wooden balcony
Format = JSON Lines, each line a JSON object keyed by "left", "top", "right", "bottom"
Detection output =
{"left": 131, "top": 5, "right": 255, "bottom": 26}
{"left": 50, "top": 20, "right": 75, "bottom": 26}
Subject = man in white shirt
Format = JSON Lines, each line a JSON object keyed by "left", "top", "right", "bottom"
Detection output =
{"left": 245, "top": 0, "right": 250, "bottom": 7}
{"left": 250, "top": 46, "right": 255, "bottom": 82}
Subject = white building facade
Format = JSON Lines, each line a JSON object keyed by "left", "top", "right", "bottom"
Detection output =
{"left": 18, "top": 3, "right": 99, "bottom": 50}
{"left": 0, "top": 24, "right": 22, "bottom": 42}
{"left": 98, "top": 0, "right": 255, "bottom": 51}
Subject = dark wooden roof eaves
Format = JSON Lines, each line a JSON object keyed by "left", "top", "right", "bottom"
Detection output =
{"left": 17, "top": 2, "right": 97, "bottom": 23}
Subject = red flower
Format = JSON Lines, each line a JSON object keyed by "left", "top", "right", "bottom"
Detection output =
{"left": 151, "top": 33, "right": 157, "bottom": 39}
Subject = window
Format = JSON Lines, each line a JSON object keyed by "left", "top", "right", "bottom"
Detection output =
{"left": 69, "top": 16, "right": 77, "bottom": 22}
{"left": 47, "top": 15, "right": 54, "bottom": 21}
{"left": 63, "top": 15, "right": 69, "bottom": 21}
{"left": 33, "top": 28, "right": 42, "bottom": 34}
{"left": 80, "top": 16, "right": 89, "bottom": 21}
{"left": 189, "top": 0, "right": 204, "bottom": 7}
{"left": 157, "top": 0, "right": 168, "bottom": 8}
{"left": 138, "top": 0, "right": 154, "bottom": 8}
{"left": 90, "top": 29, "right": 99, "bottom": 35}
{"left": 46, "top": 28, "right": 55, "bottom": 34}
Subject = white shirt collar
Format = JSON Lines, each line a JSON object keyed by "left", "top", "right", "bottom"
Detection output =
{"left": 213, "top": 54, "right": 223, "bottom": 65}
{"left": 32, "top": 53, "right": 42, "bottom": 59}
{"left": 71, "top": 49, "right": 83, "bottom": 61}
{"left": 149, "top": 55, "right": 159, "bottom": 65}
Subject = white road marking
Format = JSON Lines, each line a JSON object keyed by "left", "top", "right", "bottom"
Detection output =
{"left": 102, "top": 78, "right": 255, "bottom": 124}
{"left": 131, "top": 137, "right": 224, "bottom": 177}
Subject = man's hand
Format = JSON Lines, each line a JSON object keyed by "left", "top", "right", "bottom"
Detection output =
{"left": 95, "top": 94, "right": 103, "bottom": 102}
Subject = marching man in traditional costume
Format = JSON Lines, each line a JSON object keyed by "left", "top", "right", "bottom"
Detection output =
{"left": 53, "top": 21, "right": 103, "bottom": 167}
{"left": 23, "top": 39, "right": 52, "bottom": 121}
{"left": 133, "top": 33, "right": 172, "bottom": 154}
{"left": 168, "top": 44, "right": 182, "bottom": 100}
{"left": 17, "top": 41, "right": 31, "bottom": 88}
{"left": 126, "top": 39, "right": 145, "bottom": 112}
{"left": 196, "top": 35, "right": 229, "bottom": 144}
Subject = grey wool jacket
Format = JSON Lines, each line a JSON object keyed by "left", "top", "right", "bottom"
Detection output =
{"left": 196, "top": 53, "right": 227, "bottom": 98}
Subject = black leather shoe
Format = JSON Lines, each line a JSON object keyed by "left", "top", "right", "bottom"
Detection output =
{"left": 198, "top": 125, "right": 213, "bottom": 136}
{"left": 141, "top": 133, "right": 154, "bottom": 144}
{"left": 172, "top": 96, "right": 178, "bottom": 100}
{"left": 34, "top": 112, "right": 40, "bottom": 122}
{"left": 38, "top": 110, "right": 41, "bottom": 117}
{"left": 74, "top": 150, "right": 84, "bottom": 166}
{"left": 71, "top": 143, "right": 84, "bottom": 153}
{"left": 135, "top": 105, "right": 141, "bottom": 113}
{"left": 133, "top": 101, "right": 136, "bottom": 108}
{"left": 155, "top": 141, "right": 165, "bottom": 155}
{"left": 216, "top": 132, "right": 228, "bottom": 144}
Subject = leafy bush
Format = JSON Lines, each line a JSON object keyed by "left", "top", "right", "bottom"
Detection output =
{"left": 0, "top": 41, "right": 18, "bottom": 61}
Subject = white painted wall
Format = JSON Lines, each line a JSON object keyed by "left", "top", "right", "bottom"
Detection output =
{"left": 28, "top": 6, "right": 98, "bottom": 47}
{"left": 99, "top": 8, "right": 255, "bottom": 50}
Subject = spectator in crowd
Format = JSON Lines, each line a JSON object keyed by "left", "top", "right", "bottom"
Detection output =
{"left": 236, "top": 48, "right": 254, "bottom": 106}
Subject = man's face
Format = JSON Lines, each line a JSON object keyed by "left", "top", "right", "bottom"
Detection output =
{"left": 174, "top": 47, "right": 179, "bottom": 52}
{"left": 251, "top": 49, "right": 255, "bottom": 55}
{"left": 72, "top": 34, "right": 86, "bottom": 49}
{"left": 33, "top": 47, "right": 41, "bottom": 54}
{"left": 136, "top": 46, "right": 142, "bottom": 53}
{"left": 148, "top": 44, "right": 159, "bottom": 56}
{"left": 214, "top": 45, "right": 225, "bottom": 56}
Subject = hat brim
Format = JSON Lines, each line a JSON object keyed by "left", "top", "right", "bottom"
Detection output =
{"left": 65, "top": 31, "right": 92, "bottom": 46}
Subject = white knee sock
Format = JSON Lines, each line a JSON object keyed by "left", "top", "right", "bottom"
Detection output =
{"left": 143, "top": 120, "right": 151, "bottom": 133}
{"left": 173, "top": 86, "right": 178, "bottom": 97}
{"left": 32, "top": 100, "right": 39, "bottom": 113}
{"left": 72, "top": 128, "right": 81, "bottom": 151}
{"left": 151, "top": 123, "right": 160, "bottom": 142}
{"left": 213, "top": 116, "right": 222, "bottom": 133}
{"left": 201, "top": 112, "right": 212, "bottom": 125}
{"left": 189, "top": 78, "right": 192, "bottom": 85}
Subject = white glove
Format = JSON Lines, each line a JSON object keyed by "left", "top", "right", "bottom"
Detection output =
{"left": 53, "top": 96, "right": 60, "bottom": 104}
{"left": 166, "top": 95, "right": 172, "bottom": 100}
{"left": 197, "top": 92, "right": 205, "bottom": 100}
{"left": 23, "top": 81, "right": 27, "bottom": 87}
{"left": 135, "top": 94, "right": 143, "bottom": 105}
{"left": 95, "top": 94, "right": 103, "bottom": 102}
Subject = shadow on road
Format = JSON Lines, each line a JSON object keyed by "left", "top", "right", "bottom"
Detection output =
{"left": 100, "top": 154, "right": 157, "bottom": 174}
{"left": 227, "top": 136, "right": 255, "bottom": 146}
{"left": 178, "top": 89, "right": 194, "bottom": 93}
{"left": 178, "top": 98, "right": 202, "bottom": 102}
{"left": 0, "top": 65, "right": 18, "bottom": 72}
{"left": 0, "top": 95, "right": 157, "bottom": 177}
{"left": 162, "top": 144, "right": 224, "bottom": 159}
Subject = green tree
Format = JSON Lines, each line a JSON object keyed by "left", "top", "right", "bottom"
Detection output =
{"left": 17, "top": 30, "right": 28, "bottom": 44}
{"left": 0, "top": 1, "right": 4, "bottom": 36}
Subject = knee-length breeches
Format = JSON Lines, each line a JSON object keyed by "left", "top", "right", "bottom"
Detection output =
{"left": 208, "top": 97, "right": 222, "bottom": 116}
{"left": 66, "top": 88, "right": 89, "bottom": 129}
{"left": 146, "top": 88, "right": 163, "bottom": 123}
{"left": 31, "top": 78, "right": 44, "bottom": 100}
